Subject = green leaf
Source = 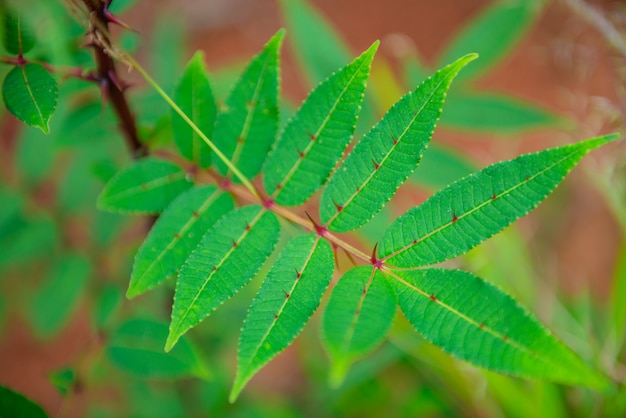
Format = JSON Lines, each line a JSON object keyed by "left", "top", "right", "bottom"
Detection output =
{"left": 49, "top": 368, "right": 76, "bottom": 396}
{"left": 379, "top": 134, "right": 618, "bottom": 267}
{"left": 321, "top": 266, "right": 395, "bottom": 386}
{"left": 172, "top": 51, "right": 216, "bottom": 167}
{"left": 440, "top": 91, "right": 560, "bottom": 132}
{"left": 611, "top": 242, "right": 626, "bottom": 350}
{"left": 437, "top": 0, "right": 542, "bottom": 81}
{"left": 0, "top": 215, "right": 59, "bottom": 267}
{"left": 167, "top": 205, "right": 280, "bottom": 351}
{"left": 320, "top": 54, "right": 476, "bottom": 232}
{"left": 213, "top": 30, "right": 283, "bottom": 181}
{"left": 263, "top": 42, "right": 378, "bottom": 206}
{"left": 2, "top": 7, "right": 35, "bottom": 54}
{"left": 97, "top": 158, "right": 193, "bottom": 214}
{"left": 410, "top": 142, "right": 477, "bottom": 190}
{"left": 231, "top": 234, "right": 334, "bottom": 401}
{"left": 92, "top": 284, "right": 122, "bottom": 330}
{"left": 3, "top": 64, "right": 58, "bottom": 134}
{"left": 389, "top": 268, "right": 609, "bottom": 389}
{"left": 128, "top": 186, "right": 234, "bottom": 298}
{"left": 0, "top": 386, "right": 48, "bottom": 418}
{"left": 107, "top": 318, "right": 209, "bottom": 379}
{"left": 30, "top": 253, "right": 91, "bottom": 338}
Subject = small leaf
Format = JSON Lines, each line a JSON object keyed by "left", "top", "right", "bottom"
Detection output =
{"left": 107, "top": 318, "right": 209, "bottom": 379}
{"left": 172, "top": 51, "right": 216, "bottom": 167}
{"left": 437, "top": 0, "right": 542, "bottom": 81}
{"left": 379, "top": 134, "right": 619, "bottom": 267}
{"left": 231, "top": 234, "right": 334, "bottom": 401}
{"left": 321, "top": 266, "right": 395, "bottom": 386}
{"left": 389, "top": 268, "right": 609, "bottom": 389}
{"left": 167, "top": 205, "right": 280, "bottom": 351}
{"left": 263, "top": 42, "right": 378, "bottom": 206}
{"left": 92, "top": 284, "right": 122, "bottom": 330}
{"left": 0, "top": 215, "right": 59, "bottom": 267}
{"left": 320, "top": 54, "right": 476, "bottom": 232}
{"left": 97, "top": 158, "right": 193, "bottom": 214}
{"left": 410, "top": 142, "right": 477, "bottom": 190}
{"left": 2, "top": 7, "right": 35, "bottom": 54}
{"left": 48, "top": 368, "right": 76, "bottom": 396}
{"left": 440, "top": 91, "right": 560, "bottom": 132}
{"left": 30, "top": 253, "right": 91, "bottom": 338}
{"left": 3, "top": 64, "right": 58, "bottom": 134}
{"left": 213, "top": 30, "right": 283, "bottom": 181}
{"left": 128, "top": 186, "right": 234, "bottom": 298}
{"left": 0, "top": 386, "right": 48, "bottom": 418}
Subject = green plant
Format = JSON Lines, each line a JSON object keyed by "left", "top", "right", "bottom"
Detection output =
{"left": 0, "top": 0, "right": 624, "bottom": 416}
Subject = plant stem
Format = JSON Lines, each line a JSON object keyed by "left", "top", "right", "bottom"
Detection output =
{"left": 80, "top": 0, "right": 146, "bottom": 158}
{"left": 125, "top": 54, "right": 262, "bottom": 200}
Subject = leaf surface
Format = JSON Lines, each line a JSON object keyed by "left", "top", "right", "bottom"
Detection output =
{"left": 167, "top": 205, "right": 279, "bottom": 350}
{"left": 231, "top": 234, "right": 334, "bottom": 401}
{"left": 3, "top": 64, "right": 57, "bottom": 134}
{"left": 97, "top": 158, "right": 192, "bottom": 214}
{"left": 128, "top": 186, "right": 234, "bottom": 298}
{"left": 0, "top": 386, "right": 47, "bottom": 418}
{"left": 390, "top": 268, "right": 609, "bottom": 389}
{"left": 263, "top": 42, "right": 377, "bottom": 206}
{"left": 321, "top": 266, "right": 395, "bottom": 386}
{"left": 30, "top": 253, "right": 91, "bottom": 338}
{"left": 379, "top": 135, "right": 618, "bottom": 267}
{"left": 440, "top": 91, "right": 560, "bottom": 132}
{"left": 213, "top": 30, "right": 283, "bottom": 181}
{"left": 172, "top": 51, "right": 216, "bottom": 167}
{"left": 320, "top": 54, "right": 476, "bottom": 232}
{"left": 107, "top": 318, "right": 209, "bottom": 379}
{"left": 437, "top": 0, "right": 542, "bottom": 81}
{"left": 2, "top": 7, "right": 35, "bottom": 54}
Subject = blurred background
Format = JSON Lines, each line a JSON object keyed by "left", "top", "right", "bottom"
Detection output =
{"left": 0, "top": 0, "right": 625, "bottom": 416}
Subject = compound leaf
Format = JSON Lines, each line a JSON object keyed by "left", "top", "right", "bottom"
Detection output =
{"left": 437, "top": 0, "right": 542, "bottom": 81}
{"left": 30, "top": 253, "right": 91, "bottom": 338}
{"left": 213, "top": 30, "right": 283, "bottom": 181}
{"left": 107, "top": 318, "right": 209, "bottom": 379}
{"left": 3, "top": 64, "right": 57, "bottom": 134}
{"left": 379, "top": 134, "right": 618, "bottom": 267}
{"left": 128, "top": 186, "right": 234, "bottom": 298}
{"left": 320, "top": 54, "right": 476, "bottom": 232}
{"left": 167, "top": 205, "right": 280, "bottom": 351}
{"left": 172, "top": 51, "right": 216, "bottom": 167}
{"left": 98, "top": 158, "right": 192, "bottom": 214}
{"left": 440, "top": 91, "right": 560, "bottom": 132}
{"left": 321, "top": 266, "right": 395, "bottom": 386}
{"left": 263, "top": 41, "right": 378, "bottom": 206}
{"left": 231, "top": 234, "right": 334, "bottom": 401}
{"left": 0, "top": 386, "right": 47, "bottom": 418}
{"left": 390, "top": 268, "right": 609, "bottom": 389}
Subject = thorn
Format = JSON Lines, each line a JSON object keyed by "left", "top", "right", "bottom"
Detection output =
{"left": 392, "top": 135, "right": 398, "bottom": 145}
{"left": 479, "top": 322, "right": 485, "bottom": 329}
{"left": 232, "top": 240, "right": 238, "bottom": 248}
{"left": 491, "top": 193, "right": 497, "bottom": 201}
{"left": 244, "top": 222, "right": 251, "bottom": 231}
{"left": 296, "top": 149, "right": 305, "bottom": 158}
{"left": 452, "top": 211, "right": 458, "bottom": 223}
{"left": 213, "top": 266, "right": 217, "bottom": 272}
{"left": 525, "top": 176, "right": 529, "bottom": 181}
{"left": 429, "top": 293, "right": 438, "bottom": 302}
{"left": 274, "top": 313, "right": 279, "bottom": 319}
{"left": 237, "top": 136, "right": 244, "bottom": 143}
{"left": 283, "top": 290, "right": 290, "bottom": 299}
{"left": 192, "top": 211, "right": 200, "bottom": 218}
{"left": 304, "top": 211, "right": 327, "bottom": 236}
{"left": 412, "top": 239, "right": 418, "bottom": 244}
{"left": 107, "top": 70, "right": 124, "bottom": 92}
{"left": 307, "top": 132, "right": 316, "bottom": 141}
{"left": 503, "top": 335, "right": 509, "bottom": 342}
{"left": 275, "top": 183, "right": 283, "bottom": 190}
{"left": 295, "top": 269, "right": 301, "bottom": 279}
{"left": 173, "top": 233, "right": 181, "bottom": 239}
{"left": 332, "top": 199, "right": 343, "bottom": 212}
{"left": 331, "top": 242, "right": 340, "bottom": 269}
{"left": 103, "top": 9, "right": 136, "bottom": 32}
{"left": 370, "top": 244, "right": 383, "bottom": 269}
{"left": 372, "top": 159, "right": 380, "bottom": 170}
{"left": 362, "top": 287, "right": 367, "bottom": 296}
{"left": 263, "top": 198, "right": 274, "bottom": 209}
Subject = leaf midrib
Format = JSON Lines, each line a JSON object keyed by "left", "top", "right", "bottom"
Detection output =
{"left": 171, "top": 207, "right": 266, "bottom": 339}
{"left": 324, "top": 74, "right": 449, "bottom": 228}
{"left": 107, "top": 170, "right": 187, "bottom": 201}
{"left": 134, "top": 189, "right": 223, "bottom": 286}
{"left": 229, "top": 49, "right": 273, "bottom": 177}
{"left": 271, "top": 56, "right": 370, "bottom": 200}
{"left": 20, "top": 64, "right": 46, "bottom": 127}
{"left": 337, "top": 267, "right": 377, "bottom": 356}
{"left": 240, "top": 235, "right": 321, "bottom": 371}
{"left": 381, "top": 148, "right": 585, "bottom": 264}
